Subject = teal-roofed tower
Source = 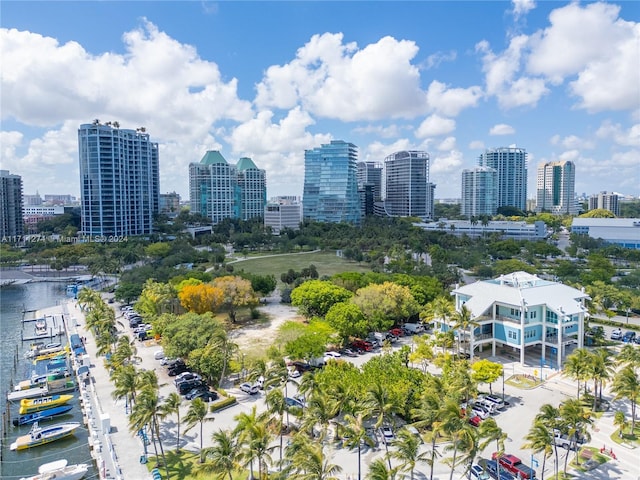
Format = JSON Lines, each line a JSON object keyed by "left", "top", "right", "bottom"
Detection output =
{"left": 189, "top": 152, "right": 266, "bottom": 224}
{"left": 237, "top": 157, "right": 267, "bottom": 221}
{"left": 303, "top": 140, "right": 361, "bottom": 224}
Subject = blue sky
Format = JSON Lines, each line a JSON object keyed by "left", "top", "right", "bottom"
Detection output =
{"left": 1, "top": 1, "right": 639, "bottom": 202}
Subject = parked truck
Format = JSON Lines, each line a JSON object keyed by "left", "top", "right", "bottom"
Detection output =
{"left": 402, "top": 323, "right": 425, "bottom": 334}
{"left": 553, "top": 429, "right": 585, "bottom": 450}
{"left": 491, "top": 453, "right": 536, "bottom": 480}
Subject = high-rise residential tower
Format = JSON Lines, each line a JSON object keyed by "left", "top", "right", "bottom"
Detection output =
{"left": 461, "top": 166, "right": 498, "bottom": 218}
{"left": 236, "top": 157, "right": 267, "bottom": 221}
{"left": 479, "top": 147, "right": 527, "bottom": 212}
{"left": 303, "top": 140, "right": 361, "bottom": 224}
{"left": 588, "top": 191, "right": 620, "bottom": 216}
{"left": 78, "top": 122, "right": 159, "bottom": 236}
{"left": 536, "top": 160, "right": 577, "bottom": 215}
{"left": 189, "top": 151, "right": 266, "bottom": 224}
{"left": 0, "top": 170, "right": 24, "bottom": 237}
{"left": 383, "top": 150, "right": 435, "bottom": 219}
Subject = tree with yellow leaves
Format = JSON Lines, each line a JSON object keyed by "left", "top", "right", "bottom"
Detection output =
{"left": 178, "top": 283, "right": 224, "bottom": 314}
{"left": 212, "top": 275, "right": 258, "bottom": 323}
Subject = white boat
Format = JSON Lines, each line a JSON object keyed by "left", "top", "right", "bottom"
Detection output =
{"left": 19, "top": 459, "right": 88, "bottom": 480}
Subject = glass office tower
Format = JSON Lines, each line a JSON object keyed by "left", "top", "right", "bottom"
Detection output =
{"left": 303, "top": 140, "right": 361, "bottom": 224}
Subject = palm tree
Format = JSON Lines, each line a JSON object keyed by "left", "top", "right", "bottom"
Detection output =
{"left": 612, "top": 365, "right": 640, "bottom": 434}
{"left": 438, "top": 399, "right": 467, "bottom": 480}
{"left": 587, "top": 348, "right": 615, "bottom": 410}
{"left": 212, "top": 329, "right": 238, "bottom": 387}
{"left": 342, "top": 409, "right": 375, "bottom": 480}
{"left": 522, "top": 420, "right": 553, "bottom": 480}
{"left": 198, "top": 429, "right": 238, "bottom": 480}
{"left": 617, "top": 344, "right": 640, "bottom": 370}
{"left": 421, "top": 296, "right": 454, "bottom": 333}
{"left": 613, "top": 410, "right": 628, "bottom": 439}
{"left": 129, "top": 385, "right": 169, "bottom": 479}
{"left": 288, "top": 440, "right": 342, "bottom": 480}
{"left": 111, "top": 364, "right": 138, "bottom": 411}
{"left": 234, "top": 405, "right": 266, "bottom": 479}
{"left": 265, "top": 387, "right": 287, "bottom": 469}
{"left": 366, "top": 458, "right": 398, "bottom": 480}
{"left": 302, "top": 390, "right": 339, "bottom": 441}
{"left": 535, "top": 404, "right": 561, "bottom": 478}
{"left": 364, "top": 381, "right": 400, "bottom": 469}
{"left": 390, "top": 428, "right": 431, "bottom": 480}
{"left": 563, "top": 348, "right": 590, "bottom": 399}
{"left": 451, "top": 305, "right": 478, "bottom": 357}
{"left": 410, "top": 390, "right": 442, "bottom": 480}
{"left": 160, "top": 392, "right": 182, "bottom": 451}
{"left": 185, "top": 397, "right": 214, "bottom": 463}
{"left": 478, "top": 417, "right": 506, "bottom": 474}
{"left": 559, "top": 399, "right": 593, "bottom": 471}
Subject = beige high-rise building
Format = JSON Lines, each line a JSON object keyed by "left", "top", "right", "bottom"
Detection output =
{"left": 535, "top": 160, "right": 577, "bottom": 215}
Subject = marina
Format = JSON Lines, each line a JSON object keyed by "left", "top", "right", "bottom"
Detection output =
{"left": 1, "top": 282, "right": 97, "bottom": 480}
{"left": 10, "top": 421, "right": 81, "bottom": 451}
{"left": 19, "top": 459, "right": 89, "bottom": 480}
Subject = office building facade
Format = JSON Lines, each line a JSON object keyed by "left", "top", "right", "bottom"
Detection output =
{"left": 264, "top": 196, "right": 302, "bottom": 234}
{"left": 0, "top": 170, "right": 25, "bottom": 237}
{"left": 479, "top": 147, "right": 527, "bottom": 211}
{"left": 535, "top": 160, "right": 577, "bottom": 215}
{"left": 303, "top": 140, "right": 361, "bottom": 224}
{"left": 383, "top": 150, "right": 435, "bottom": 219}
{"left": 78, "top": 122, "right": 159, "bottom": 236}
{"left": 189, "top": 151, "right": 266, "bottom": 224}
{"left": 588, "top": 191, "right": 620, "bottom": 216}
{"left": 461, "top": 166, "right": 498, "bottom": 218}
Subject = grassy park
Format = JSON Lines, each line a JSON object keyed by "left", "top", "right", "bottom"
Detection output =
{"left": 229, "top": 250, "right": 371, "bottom": 282}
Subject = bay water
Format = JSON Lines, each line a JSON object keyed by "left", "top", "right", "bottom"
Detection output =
{"left": 0, "top": 282, "right": 97, "bottom": 479}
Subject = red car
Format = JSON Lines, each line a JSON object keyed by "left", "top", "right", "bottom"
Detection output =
{"left": 468, "top": 415, "right": 483, "bottom": 427}
{"left": 351, "top": 340, "right": 373, "bottom": 352}
{"left": 389, "top": 328, "right": 403, "bottom": 338}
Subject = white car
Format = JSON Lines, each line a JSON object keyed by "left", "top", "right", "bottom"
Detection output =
{"left": 471, "top": 405, "right": 490, "bottom": 419}
{"left": 240, "top": 382, "right": 260, "bottom": 395}
{"left": 324, "top": 351, "right": 341, "bottom": 358}
{"left": 153, "top": 349, "right": 165, "bottom": 360}
{"left": 379, "top": 426, "right": 395, "bottom": 443}
{"left": 288, "top": 367, "right": 301, "bottom": 378}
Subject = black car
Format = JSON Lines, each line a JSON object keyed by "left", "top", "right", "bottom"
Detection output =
{"left": 178, "top": 379, "right": 206, "bottom": 395}
{"left": 184, "top": 385, "right": 213, "bottom": 400}
{"left": 188, "top": 390, "right": 218, "bottom": 402}
{"left": 622, "top": 331, "right": 636, "bottom": 343}
{"left": 168, "top": 364, "right": 188, "bottom": 376}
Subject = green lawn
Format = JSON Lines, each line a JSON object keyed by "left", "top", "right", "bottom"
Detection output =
{"left": 228, "top": 250, "right": 371, "bottom": 282}
{"left": 146, "top": 450, "right": 247, "bottom": 479}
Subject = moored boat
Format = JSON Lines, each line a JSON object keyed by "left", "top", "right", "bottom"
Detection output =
{"left": 25, "top": 342, "right": 63, "bottom": 359}
{"left": 13, "top": 405, "right": 74, "bottom": 426}
{"left": 34, "top": 347, "right": 70, "bottom": 362}
{"left": 19, "top": 394, "right": 74, "bottom": 415}
{"left": 19, "top": 459, "right": 88, "bottom": 480}
{"left": 7, "top": 385, "right": 49, "bottom": 402}
{"left": 9, "top": 421, "right": 81, "bottom": 450}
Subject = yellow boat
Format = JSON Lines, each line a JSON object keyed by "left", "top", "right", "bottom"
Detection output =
{"left": 19, "top": 394, "right": 74, "bottom": 415}
{"left": 33, "top": 346, "right": 70, "bottom": 362}
{"left": 10, "top": 421, "right": 80, "bottom": 451}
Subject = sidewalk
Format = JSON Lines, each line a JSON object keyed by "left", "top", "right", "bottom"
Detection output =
{"left": 64, "top": 299, "right": 152, "bottom": 480}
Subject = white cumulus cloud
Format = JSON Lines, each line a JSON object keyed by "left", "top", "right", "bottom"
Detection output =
{"left": 489, "top": 124, "right": 515, "bottom": 136}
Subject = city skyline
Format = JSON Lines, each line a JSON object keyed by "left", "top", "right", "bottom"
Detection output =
{"left": 1, "top": 1, "right": 638, "bottom": 201}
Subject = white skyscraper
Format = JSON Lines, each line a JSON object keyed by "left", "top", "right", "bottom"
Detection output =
{"left": 461, "top": 166, "right": 498, "bottom": 217}
{"left": 479, "top": 147, "right": 527, "bottom": 212}
{"left": 536, "top": 160, "right": 577, "bottom": 215}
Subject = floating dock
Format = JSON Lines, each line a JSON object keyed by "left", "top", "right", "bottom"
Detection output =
{"left": 22, "top": 314, "right": 65, "bottom": 341}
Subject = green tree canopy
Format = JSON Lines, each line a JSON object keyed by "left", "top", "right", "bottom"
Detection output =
{"left": 290, "top": 280, "right": 353, "bottom": 318}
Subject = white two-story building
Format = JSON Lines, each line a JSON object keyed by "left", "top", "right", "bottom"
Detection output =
{"left": 445, "top": 271, "right": 589, "bottom": 368}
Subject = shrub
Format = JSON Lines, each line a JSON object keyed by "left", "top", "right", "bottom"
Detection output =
{"left": 210, "top": 396, "right": 237, "bottom": 412}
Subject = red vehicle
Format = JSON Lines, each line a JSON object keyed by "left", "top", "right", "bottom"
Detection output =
{"left": 491, "top": 453, "right": 536, "bottom": 479}
{"left": 351, "top": 340, "right": 373, "bottom": 352}
{"left": 388, "top": 328, "right": 403, "bottom": 338}
{"left": 468, "top": 415, "right": 483, "bottom": 427}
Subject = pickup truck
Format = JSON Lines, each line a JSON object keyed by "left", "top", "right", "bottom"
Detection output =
{"left": 553, "top": 429, "right": 585, "bottom": 450}
{"left": 491, "top": 453, "right": 536, "bottom": 480}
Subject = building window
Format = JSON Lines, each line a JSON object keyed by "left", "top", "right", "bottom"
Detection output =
{"left": 530, "top": 311, "right": 537, "bottom": 319}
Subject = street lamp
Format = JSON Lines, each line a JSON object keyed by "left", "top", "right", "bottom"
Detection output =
{"left": 502, "top": 366, "right": 505, "bottom": 402}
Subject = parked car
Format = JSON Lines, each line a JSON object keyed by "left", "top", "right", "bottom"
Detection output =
{"left": 153, "top": 349, "right": 165, "bottom": 360}
{"left": 174, "top": 372, "right": 201, "bottom": 385}
{"left": 178, "top": 380, "right": 206, "bottom": 395}
{"left": 184, "top": 385, "right": 210, "bottom": 399}
{"left": 469, "top": 415, "right": 484, "bottom": 427}
{"left": 404, "top": 425, "right": 422, "bottom": 442}
{"left": 284, "top": 397, "right": 304, "bottom": 409}
{"left": 610, "top": 328, "right": 623, "bottom": 340}
{"left": 402, "top": 323, "right": 425, "bottom": 334}
{"left": 291, "top": 361, "right": 313, "bottom": 373}
{"left": 288, "top": 367, "right": 301, "bottom": 378}
{"left": 188, "top": 390, "right": 218, "bottom": 402}
{"left": 480, "top": 394, "right": 509, "bottom": 410}
{"left": 634, "top": 335, "right": 640, "bottom": 345}
{"left": 324, "top": 351, "right": 342, "bottom": 362}
{"left": 474, "top": 398, "right": 498, "bottom": 414}
{"left": 240, "top": 382, "right": 260, "bottom": 395}
{"left": 471, "top": 404, "right": 490, "bottom": 419}
{"left": 484, "top": 460, "right": 516, "bottom": 480}
{"left": 388, "top": 328, "right": 404, "bottom": 338}
{"left": 379, "top": 426, "right": 395, "bottom": 444}
{"left": 340, "top": 348, "right": 358, "bottom": 357}
{"left": 351, "top": 340, "right": 373, "bottom": 352}
{"left": 622, "top": 331, "right": 636, "bottom": 343}
{"left": 167, "top": 364, "right": 188, "bottom": 376}
{"left": 470, "top": 464, "right": 491, "bottom": 480}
